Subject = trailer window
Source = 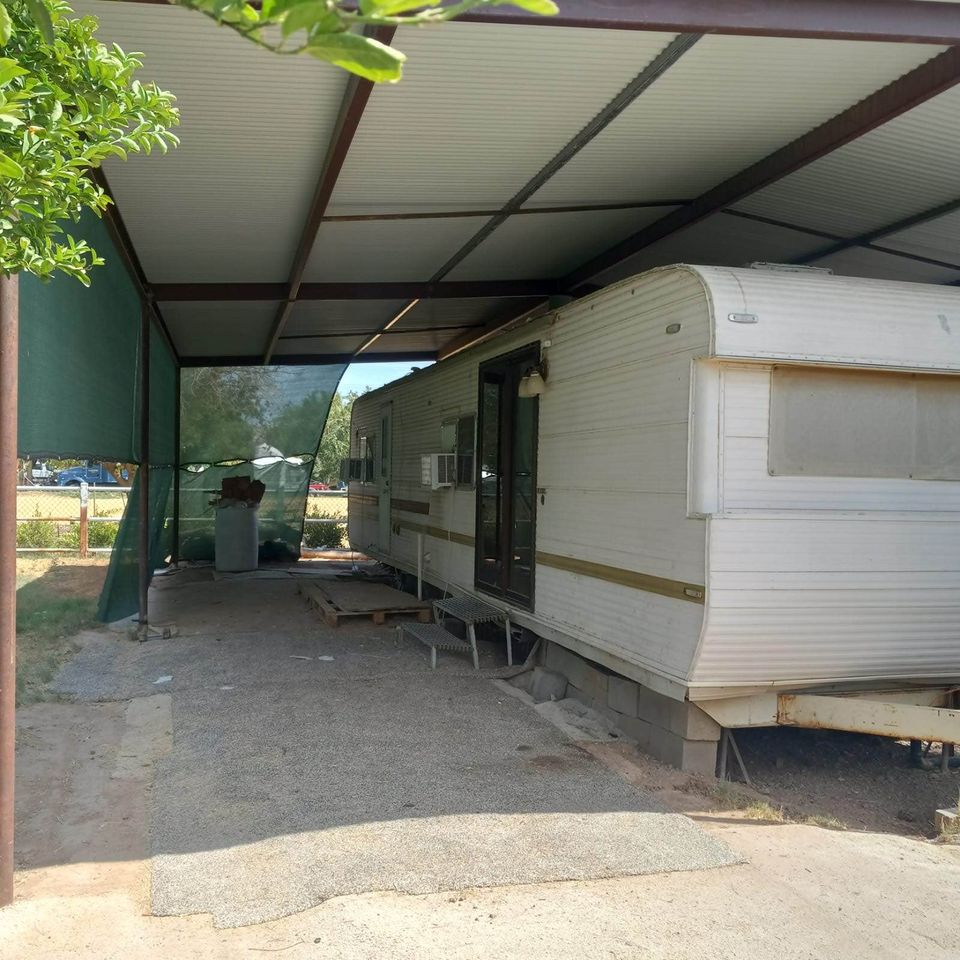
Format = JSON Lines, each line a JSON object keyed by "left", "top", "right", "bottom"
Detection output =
{"left": 768, "top": 366, "right": 960, "bottom": 480}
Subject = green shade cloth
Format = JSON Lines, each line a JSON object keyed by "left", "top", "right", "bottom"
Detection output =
{"left": 176, "top": 366, "right": 345, "bottom": 563}
{"left": 19, "top": 211, "right": 141, "bottom": 462}
{"left": 18, "top": 212, "right": 343, "bottom": 620}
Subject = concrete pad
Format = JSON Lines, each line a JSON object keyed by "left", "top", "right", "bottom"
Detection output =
{"left": 53, "top": 571, "right": 740, "bottom": 928}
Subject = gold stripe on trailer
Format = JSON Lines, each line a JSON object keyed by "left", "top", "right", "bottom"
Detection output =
{"left": 536, "top": 552, "right": 705, "bottom": 605}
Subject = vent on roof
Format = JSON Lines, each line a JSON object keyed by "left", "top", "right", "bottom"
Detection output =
{"left": 746, "top": 262, "right": 834, "bottom": 275}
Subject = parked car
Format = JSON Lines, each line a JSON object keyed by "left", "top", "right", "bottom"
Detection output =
{"left": 57, "top": 463, "right": 121, "bottom": 487}
{"left": 308, "top": 481, "right": 330, "bottom": 491}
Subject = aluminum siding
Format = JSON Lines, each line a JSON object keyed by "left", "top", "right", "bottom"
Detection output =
{"left": 350, "top": 268, "right": 712, "bottom": 683}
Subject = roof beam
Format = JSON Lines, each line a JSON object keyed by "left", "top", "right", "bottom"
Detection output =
{"left": 154, "top": 279, "right": 557, "bottom": 302}
{"left": 321, "top": 199, "right": 689, "bottom": 223}
{"left": 421, "top": 32, "right": 700, "bottom": 364}
{"left": 725, "top": 208, "right": 960, "bottom": 272}
{"left": 90, "top": 169, "right": 179, "bottom": 363}
{"left": 563, "top": 45, "right": 960, "bottom": 290}
{"left": 180, "top": 351, "right": 437, "bottom": 368}
{"left": 795, "top": 195, "right": 960, "bottom": 266}
{"left": 460, "top": 0, "right": 960, "bottom": 45}
{"left": 261, "top": 25, "right": 395, "bottom": 363}
{"left": 427, "top": 33, "right": 701, "bottom": 284}
{"left": 119, "top": 0, "right": 960, "bottom": 45}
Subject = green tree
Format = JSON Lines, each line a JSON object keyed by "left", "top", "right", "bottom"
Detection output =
{"left": 0, "top": 0, "right": 179, "bottom": 283}
{"left": 174, "top": 0, "right": 557, "bottom": 83}
{"left": 313, "top": 390, "right": 358, "bottom": 484}
{"left": 179, "top": 366, "right": 273, "bottom": 463}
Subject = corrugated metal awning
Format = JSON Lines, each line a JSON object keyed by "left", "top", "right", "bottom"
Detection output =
{"left": 72, "top": 0, "right": 960, "bottom": 366}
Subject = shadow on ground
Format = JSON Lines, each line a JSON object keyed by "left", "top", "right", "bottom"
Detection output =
{"left": 38, "top": 565, "right": 738, "bottom": 926}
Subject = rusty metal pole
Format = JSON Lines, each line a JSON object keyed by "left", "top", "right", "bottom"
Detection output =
{"left": 78, "top": 481, "right": 89, "bottom": 559}
{"left": 137, "top": 304, "right": 150, "bottom": 642}
{"left": 170, "top": 365, "right": 180, "bottom": 566}
{"left": 0, "top": 273, "right": 19, "bottom": 906}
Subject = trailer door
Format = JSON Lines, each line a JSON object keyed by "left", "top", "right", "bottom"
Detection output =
{"left": 378, "top": 401, "right": 392, "bottom": 553}
{"left": 475, "top": 344, "right": 539, "bottom": 610}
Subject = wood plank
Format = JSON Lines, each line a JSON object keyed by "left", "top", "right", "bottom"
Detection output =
{"left": 300, "top": 581, "right": 432, "bottom": 627}
{"left": 321, "top": 581, "right": 432, "bottom": 613}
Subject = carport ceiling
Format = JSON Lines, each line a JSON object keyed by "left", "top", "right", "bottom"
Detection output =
{"left": 79, "top": 0, "right": 960, "bottom": 366}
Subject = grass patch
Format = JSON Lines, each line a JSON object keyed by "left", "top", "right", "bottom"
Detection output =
{"left": 741, "top": 801, "right": 787, "bottom": 823}
{"left": 15, "top": 559, "right": 107, "bottom": 706}
{"left": 801, "top": 813, "right": 848, "bottom": 831}
{"left": 705, "top": 779, "right": 847, "bottom": 830}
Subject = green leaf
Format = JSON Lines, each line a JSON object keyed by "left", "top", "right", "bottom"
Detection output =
{"left": 0, "top": 151, "right": 23, "bottom": 178}
{"left": 25, "top": 0, "right": 54, "bottom": 44}
{"left": 494, "top": 0, "right": 558, "bottom": 13}
{"left": 0, "top": 58, "right": 27, "bottom": 87}
{"left": 0, "top": 4, "right": 12, "bottom": 46}
{"left": 358, "top": 0, "right": 431, "bottom": 14}
{"left": 306, "top": 32, "right": 405, "bottom": 83}
{"left": 281, "top": 2, "right": 339, "bottom": 38}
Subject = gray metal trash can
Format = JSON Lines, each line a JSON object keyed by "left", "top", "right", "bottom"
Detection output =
{"left": 215, "top": 502, "right": 259, "bottom": 572}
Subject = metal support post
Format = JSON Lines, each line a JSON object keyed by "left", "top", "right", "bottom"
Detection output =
{"left": 137, "top": 304, "right": 150, "bottom": 642}
{"left": 171, "top": 365, "right": 180, "bottom": 566}
{"left": 0, "top": 273, "right": 19, "bottom": 906}
{"left": 78, "top": 481, "right": 89, "bottom": 559}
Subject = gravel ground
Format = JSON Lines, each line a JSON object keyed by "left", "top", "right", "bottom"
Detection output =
{"left": 52, "top": 568, "right": 739, "bottom": 928}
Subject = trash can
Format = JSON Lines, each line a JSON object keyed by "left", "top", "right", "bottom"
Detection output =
{"left": 215, "top": 501, "right": 259, "bottom": 572}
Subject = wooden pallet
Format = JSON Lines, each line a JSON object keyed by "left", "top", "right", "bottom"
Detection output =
{"left": 300, "top": 581, "right": 432, "bottom": 628}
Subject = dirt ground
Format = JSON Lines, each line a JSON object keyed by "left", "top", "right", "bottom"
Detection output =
{"left": 7, "top": 691, "right": 960, "bottom": 960}
{"left": 6, "top": 561, "right": 960, "bottom": 956}
{"left": 735, "top": 726, "right": 960, "bottom": 836}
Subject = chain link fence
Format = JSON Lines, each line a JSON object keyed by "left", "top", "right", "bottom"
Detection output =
{"left": 16, "top": 484, "right": 129, "bottom": 555}
{"left": 17, "top": 486, "right": 349, "bottom": 556}
{"left": 303, "top": 490, "right": 347, "bottom": 550}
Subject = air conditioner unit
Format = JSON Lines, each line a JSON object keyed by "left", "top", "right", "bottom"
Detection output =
{"left": 421, "top": 453, "right": 456, "bottom": 490}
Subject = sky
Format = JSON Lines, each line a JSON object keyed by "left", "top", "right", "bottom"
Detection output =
{"left": 337, "top": 361, "right": 432, "bottom": 397}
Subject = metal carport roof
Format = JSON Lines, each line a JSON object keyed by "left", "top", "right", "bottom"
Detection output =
{"left": 75, "top": 0, "right": 960, "bottom": 366}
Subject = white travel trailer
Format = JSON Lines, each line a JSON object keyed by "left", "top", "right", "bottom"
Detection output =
{"left": 349, "top": 264, "right": 960, "bottom": 771}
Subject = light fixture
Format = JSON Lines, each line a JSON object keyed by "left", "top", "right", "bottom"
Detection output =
{"left": 518, "top": 360, "right": 547, "bottom": 398}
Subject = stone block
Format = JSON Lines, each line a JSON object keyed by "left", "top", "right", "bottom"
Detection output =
{"left": 529, "top": 667, "right": 568, "bottom": 704}
{"left": 607, "top": 675, "right": 639, "bottom": 717}
{"left": 544, "top": 642, "right": 608, "bottom": 703}
{"left": 613, "top": 714, "right": 718, "bottom": 776}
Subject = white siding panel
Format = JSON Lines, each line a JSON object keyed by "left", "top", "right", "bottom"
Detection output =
{"left": 693, "top": 517, "right": 960, "bottom": 686}
{"left": 536, "top": 567, "right": 705, "bottom": 682}
{"left": 530, "top": 36, "right": 942, "bottom": 207}
{"left": 163, "top": 301, "right": 276, "bottom": 356}
{"left": 351, "top": 268, "right": 713, "bottom": 683}
{"left": 733, "top": 84, "right": 960, "bottom": 239}
{"left": 330, "top": 24, "right": 677, "bottom": 209}
{"left": 537, "top": 492, "right": 702, "bottom": 584}
{"left": 707, "top": 267, "right": 960, "bottom": 370}
{"left": 719, "top": 364, "right": 960, "bottom": 512}
{"left": 446, "top": 207, "right": 680, "bottom": 281}
{"left": 76, "top": 1, "right": 348, "bottom": 282}
{"left": 304, "top": 218, "right": 489, "bottom": 282}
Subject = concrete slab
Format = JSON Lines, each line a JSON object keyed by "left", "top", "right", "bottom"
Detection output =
{"left": 53, "top": 568, "right": 739, "bottom": 928}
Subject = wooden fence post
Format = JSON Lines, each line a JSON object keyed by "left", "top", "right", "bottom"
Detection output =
{"left": 79, "top": 481, "right": 89, "bottom": 559}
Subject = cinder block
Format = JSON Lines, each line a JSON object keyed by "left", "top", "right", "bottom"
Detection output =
{"left": 608, "top": 675, "right": 639, "bottom": 717}
{"left": 678, "top": 738, "right": 720, "bottom": 777}
{"left": 529, "top": 667, "right": 568, "bottom": 704}
{"left": 612, "top": 714, "right": 718, "bottom": 776}
{"left": 544, "top": 642, "right": 608, "bottom": 703}
{"left": 635, "top": 686, "right": 721, "bottom": 742}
